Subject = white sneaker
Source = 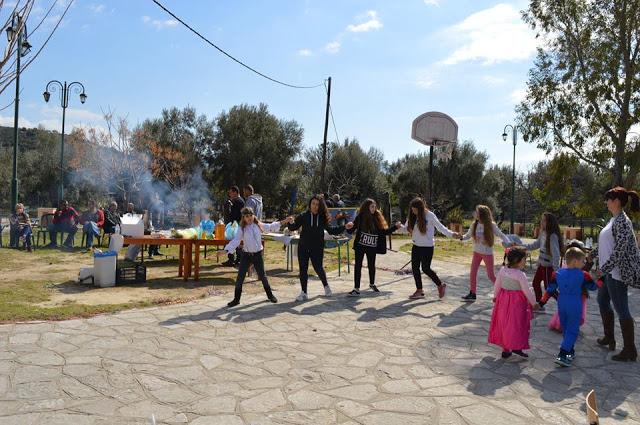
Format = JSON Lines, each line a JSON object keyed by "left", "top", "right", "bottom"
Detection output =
{"left": 324, "top": 285, "right": 333, "bottom": 297}
{"left": 295, "top": 292, "right": 308, "bottom": 302}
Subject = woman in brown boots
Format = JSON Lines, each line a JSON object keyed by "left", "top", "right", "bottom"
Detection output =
{"left": 588, "top": 186, "right": 640, "bottom": 361}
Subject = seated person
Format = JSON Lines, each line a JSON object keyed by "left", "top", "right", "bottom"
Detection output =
{"left": 80, "top": 199, "right": 104, "bottom": 249}
{"left": 9, "top": 203, "right": 33, "bottom": 252}
{"left": 122, "top": 202, "right": 136, "bottom": 215}
{"left": 103, "top": 201, "right": 122, "bottom": 234}
{"left": 48, "top": 200, "right": 80, "bottom": 247}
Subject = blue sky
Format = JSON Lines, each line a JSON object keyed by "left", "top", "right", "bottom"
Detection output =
{"left": 1, "top": 0, "right": 544, "bottom": 169}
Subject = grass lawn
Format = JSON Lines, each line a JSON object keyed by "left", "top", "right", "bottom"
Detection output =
{"left": 0, "top": 233, "right": 351, "bottom": 323}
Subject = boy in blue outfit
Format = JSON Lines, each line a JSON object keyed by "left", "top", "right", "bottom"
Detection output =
{"left": 539, "top": 247, "right": 601, "bottom": 366}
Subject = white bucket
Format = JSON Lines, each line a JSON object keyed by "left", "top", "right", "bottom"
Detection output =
{"left": 109, "top": 233, "right": 124, "bottom": 253}
{"left": 93, "top": 251, "right": 117, "bottom": 287}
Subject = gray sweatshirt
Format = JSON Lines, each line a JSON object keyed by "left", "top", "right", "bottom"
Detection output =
{"left": 525, "top": 231, "right": 561, "bottom": 269}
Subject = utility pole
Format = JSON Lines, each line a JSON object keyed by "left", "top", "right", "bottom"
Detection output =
{"left": 321, "top": 76, "right": 331, "bottom": 190}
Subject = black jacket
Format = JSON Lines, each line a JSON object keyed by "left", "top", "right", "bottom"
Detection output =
{"left": 346, "top": 214, "right": 397, "bottom": 254}
{"left": 288, "top": 210, "right": 344, "bottom": 250}
{"left": 226, "top": 197, "right": 245, "bottom": 224}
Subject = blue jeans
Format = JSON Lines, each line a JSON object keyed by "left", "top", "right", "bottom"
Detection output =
{"left": 49, "top": 223, "right": 78, "bottom": 246}
{"left": 598, "top": 274, "right": 632, "bottom": 320}
{"left": 10, "top": 225, "right": 32, "bottom": 247}
{"left": 82, "top": 222, "right": 100, "bottom": 247}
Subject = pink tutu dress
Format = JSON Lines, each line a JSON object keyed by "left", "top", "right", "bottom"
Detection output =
{"left": 488, "top": 266, "right": 536, "bottom": 351}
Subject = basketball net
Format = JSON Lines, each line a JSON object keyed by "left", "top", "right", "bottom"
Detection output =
{"left": 434, "top": 141, "right": 455, "bottom": 162}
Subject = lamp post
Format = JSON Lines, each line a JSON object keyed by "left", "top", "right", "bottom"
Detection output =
{"left": 6, "top": 13, "right": 32, "bottom": 210}
{"left": 502, "top": 125, "right": 517, "bottom": 234}
{"left": 43, "top": 81, "right": 87, "bottom": 204}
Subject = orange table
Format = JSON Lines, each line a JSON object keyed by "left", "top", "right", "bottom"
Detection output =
{"left": 123, "top": 236, "right": 193, "bottom": 281}
{"left": 192, "top": 239, "right": 265, "bottom": 281}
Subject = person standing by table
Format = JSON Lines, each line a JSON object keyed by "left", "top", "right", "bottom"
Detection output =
{"left": 222, "top": 185, "right": 245, "bottom": 267}
{"left": 147, "top": 193, "right": 164, "bottom": 259}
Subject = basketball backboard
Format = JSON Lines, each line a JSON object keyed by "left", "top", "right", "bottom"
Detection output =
{"left": 411, "top": 111, "right": 458, "bottom": 146}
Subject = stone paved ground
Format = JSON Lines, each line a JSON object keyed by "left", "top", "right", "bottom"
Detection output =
{"left": 1, "top": 242, "right": 639, "bottom": 424}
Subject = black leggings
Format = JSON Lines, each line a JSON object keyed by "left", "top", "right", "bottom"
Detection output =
{"left": 354, "top": 249, "right": 376, "bottom": 289}
{"left": 411, "top": 245, "right": 441, "bottom": 289}
{"left": 232, "top": 251, "right": 273, "bottom": 301}
{"left": 298, "top": 245, "right": 329, "bottom": 293}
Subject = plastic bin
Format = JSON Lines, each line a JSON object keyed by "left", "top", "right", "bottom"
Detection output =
{"left": 116, "top": 265, "right": 147, "bottom": 285}
{"left": 94, "top": 251, "right": 117, "bottom": 287}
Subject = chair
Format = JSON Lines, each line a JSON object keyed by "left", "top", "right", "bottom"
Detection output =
{"left": 36, "top": 214, "right": 54, "bottom": 246}
{"left": 586, "top": 389, "right": 599, "bottom": 424}
{"left": 36, "top": 214, "right": 75, "bottom": 247}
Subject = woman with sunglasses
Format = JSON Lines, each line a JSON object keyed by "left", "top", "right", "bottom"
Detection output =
{"left": 223, "top": 207, "right": 288, "bottom": 307}
{"left": 588, "top": 186, "right": 640, "bottom": 361}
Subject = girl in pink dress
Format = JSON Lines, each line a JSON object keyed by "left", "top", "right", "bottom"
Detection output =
{"left": 488, "top": 247, "right": 539, "bottom": 358}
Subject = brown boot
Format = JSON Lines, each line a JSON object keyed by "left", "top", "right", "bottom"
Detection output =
{"left": 611, "top": 319, "right": 637, "bottom": 362}
{"left": 597, "top": 310, "right": 616, "bottom": 351}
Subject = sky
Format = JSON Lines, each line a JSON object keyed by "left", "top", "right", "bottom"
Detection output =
{"left": 1, "top": 0, "right": 545, "bottom": 171}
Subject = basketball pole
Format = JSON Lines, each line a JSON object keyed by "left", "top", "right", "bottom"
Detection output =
{"left": 429, "top": 145, "right": 434, "bottom": 208}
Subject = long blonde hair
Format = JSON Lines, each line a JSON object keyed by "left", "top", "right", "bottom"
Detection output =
{"left": 472, "top": 205, "right": 495, "bottom": 246}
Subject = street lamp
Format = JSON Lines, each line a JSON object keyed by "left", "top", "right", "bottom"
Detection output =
{"left": 502, "top": 125, "right": 517, "bottom": 234}
{"left": 6, "top": 13, "right": 32, "bottom": 210}
{"left": 43, "top": 81, "right": 87, "bottom": 203}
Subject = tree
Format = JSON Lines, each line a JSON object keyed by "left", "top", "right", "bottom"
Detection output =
{"left": 135, "top": 106, "right": 214, "bottom": 223}
{"left": 67, "top": 111, "right": 152, "bottom": 208}
{"left": 304, "top": 138, "right": 388, "bottom": 201}
{"left": 517, "top": 0, "right": 640, "bottom": 188}
{"left": 0, "top": 1, "right": 73, "bottom": 96}
{"left": 389, "top": 141, "right": 488, "bottom": 218}
{"left": 205, "top": 103, "right": 303, "bottom": 214}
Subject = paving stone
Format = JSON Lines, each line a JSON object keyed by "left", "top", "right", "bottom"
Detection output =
{"left": 185, "top": 396, "right": 237, "bottom": 414}
{"left": 322, "top": 384, "right": 378, "bottom": 401}
{"left": 240, "top": 388, "right": 287, "bottom": 412}
{"left": 288, "top": 389, "right": 334, "bottom": 410}
{"left": 191, "top": 415, "right": 244, "bottom": 425}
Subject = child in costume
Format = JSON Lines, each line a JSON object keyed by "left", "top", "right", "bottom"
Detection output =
{"left": 488, "top": 247, "right": 539, "bottom": 358}
{"left": 539, "top": 247, "right": 600, "bottom": 366}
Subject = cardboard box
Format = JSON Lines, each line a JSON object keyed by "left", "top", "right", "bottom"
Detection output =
{"left": 120, "top": 214, "right": 144, "bottom": 238}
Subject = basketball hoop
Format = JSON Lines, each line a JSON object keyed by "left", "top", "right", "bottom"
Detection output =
{"left": 411, "top": 111, "right": 459, "bottom": 206}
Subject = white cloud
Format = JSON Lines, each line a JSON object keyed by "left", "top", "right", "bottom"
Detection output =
{"left": 424, "top": 0, "right": 439, "bottom": 5}
{"left": 141, "top": 16, "right": 178, "bottom": 30}
{"left": 325, "top": 41, "right": 341, "bottom": 54}
{"left": 89, "top": 4, "right": 105, "bottom": 14}
{"left": 441, "top": 3, "right": 538, "bottom": 66}
{"left": 509, "top": 88, "right": 527, "bottom": 103}
{"left": 298, "top": 49, "right": 312, "bottom": 56}
{"left": 482, "top": 75, "right": 507, "bottom": 86}
{"left": 0, "top": 115, "right": 38, "bottom": 128}
{"left": 346, "top": 10, "right": 382, "bottom": 33}
{"left": 414, "top": 76, "right": 435, "bottom": 90}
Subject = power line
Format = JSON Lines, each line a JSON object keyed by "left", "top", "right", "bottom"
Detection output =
{"left": 151, "top": 0, "right": 324, "bottom": 89}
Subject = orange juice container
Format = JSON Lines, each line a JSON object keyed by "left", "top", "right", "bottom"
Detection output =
{"left": 215, "top": 220, "right": 225, "bottom": 239}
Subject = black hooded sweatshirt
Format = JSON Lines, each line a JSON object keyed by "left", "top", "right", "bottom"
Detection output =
{"left": 288, "top": 210, "right": 344, "bottom": 250}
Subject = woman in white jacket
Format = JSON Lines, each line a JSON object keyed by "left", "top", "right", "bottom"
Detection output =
{"left": 224, "top": 207, "right": 288, "bottom": 307}
{"left": 401, "top": 198, "right": 460, "bottom": 299}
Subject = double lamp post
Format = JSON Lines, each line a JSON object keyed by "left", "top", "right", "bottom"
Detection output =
{"left": 43, "top": 81, "right": 87, "bottom": 204}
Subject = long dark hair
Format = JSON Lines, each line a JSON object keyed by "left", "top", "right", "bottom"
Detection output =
{"left": 356, "top": 198, "right": 388, "bottom": 231}
{"left": 542, "top": 212, "right": 564, "bottom": 255}
{"left": 605, "top": 186, "right": 640, "bottom": 213}
{"left": 408, "top": 198, "right": 427, "bottom": 234}
{"left": 472, "top": 205, "right": 495, "bottom": 247}
{"left": 308, "top": 194, "right": 332, "bottom": 225}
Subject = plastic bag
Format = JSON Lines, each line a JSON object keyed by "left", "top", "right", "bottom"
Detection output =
{"left": 225, "top": 221, "right": 238, "bottom": 240}
{"left": 124, "top": 244, "right": 141, "bottom": 261}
